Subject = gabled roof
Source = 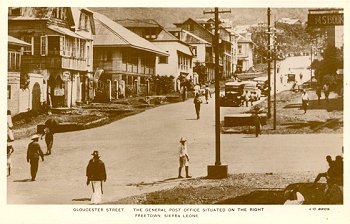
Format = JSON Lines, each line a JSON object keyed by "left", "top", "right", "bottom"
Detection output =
{"left": 8, "top": 35, "right": 31, "bottom": 46}
{"left": 115, "top": 19, "right": 161, "bottom": 28}
{"left": 153, "top": 29, "right": 179, "bottom": 41}
{"left": 92, "top": 12, "right": 168, "bottom": 56}
{"left": 174, "top": 18, "right": 214, "bottom": 37}
{"left": 179, "top": 29, "right": 210, "bottom": 45}
{"left": 71, "top": 7, "right": 96, "bottom": 36}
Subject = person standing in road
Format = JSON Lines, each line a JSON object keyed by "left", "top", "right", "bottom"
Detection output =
{"left": 86, "top": 151, "right": 107, "bottom": 204}
{"left": 253, "top": 112, "right": 261, "bottom": 137}
{"left": 204, "top": 85, "right": 211, "bottom": 104}
{"left": 244, "top": 90, "right": 250, "bottom": 107}
{"left": 181, "top": 85, "right": 187, "bottom": 102}
{"left": 323, "top": 83, "right": 330, "bottom": 102}
{"left": 41, "top": 126, "right": 54, "bottom": 155}
{"left": 301, "top": 89, "right": 309, "bottom": 114}
{"left": 27, "top": 135, "right": 44, "bottom": 181}
{"left": 316, "top": 86, "right": 322, "bottom": 105}
{"left": 7, "top": 142, "right": 14, "bottom": 177}
{"left": 193, "top": 93, "right": 202, "bottom": 119}
{"left": 178, "top": 137, "right": 191, "bottom": 178}
{"left": 7, "top": 110, "right": 14, "bottom": 142}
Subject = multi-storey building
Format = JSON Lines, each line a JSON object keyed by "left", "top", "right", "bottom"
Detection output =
{"left": 93, "top": 14, "right": 168, "bottom": 100}
{"left": 174, "top": 18, "right": 233, "bottom": 80}
{"left": 8, "top": 7, "right": 95, "bottom": 108}
{"left": 115, "top": 19, "right": 193, "bottom": 91}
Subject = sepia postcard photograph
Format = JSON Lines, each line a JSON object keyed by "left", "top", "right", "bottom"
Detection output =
{"left": 1, "top": 0, "right": 349, "bottom": 223}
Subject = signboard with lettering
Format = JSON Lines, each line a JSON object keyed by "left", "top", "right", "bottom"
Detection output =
{"left": 308, "top": 13, "right": 344, "bottom": 27}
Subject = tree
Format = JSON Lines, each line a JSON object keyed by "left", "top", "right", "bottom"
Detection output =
{"left": 313, "top": 44, "right": 343, "bottom": 89}
{"left": 193, "top": 62, "right": 207, "bottom": 84}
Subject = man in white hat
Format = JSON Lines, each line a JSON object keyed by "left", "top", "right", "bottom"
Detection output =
{"left": 178, "top": 137, "right": 191, "bottom": 178}
{"left": 26, "top": 134, "right": 44, "bottom": 181}
{"left": 86, "top": 150, "right": 107, "bottom": 204}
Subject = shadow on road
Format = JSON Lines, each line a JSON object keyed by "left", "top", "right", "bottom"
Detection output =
{"left": 282, "top": 119, "right": 342, "bottom": 132}
{"left": 72, "top": 198, "right": 91, "bottom": 202}
{"left": 284, "top": 98, "right": 343, "bottom": 112}
{"left": 185, "top": 118, "right": 198, "bottom": 121}
{"left": 215, "top": 183, "right": 342, "bottom": 205}
{"left": 13, "top": 179, "right": 33, "bottom": 182}
{"left": 126, "top": 177, "right": 194, "bottom": 187}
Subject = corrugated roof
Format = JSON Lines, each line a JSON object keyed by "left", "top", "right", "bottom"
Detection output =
{"left": 8, "top": 35, "right": 31, "bottom": 46}
{"left": 115, "top": 19, "right": 160, "bottom": 28}
{"left": 93, "top": 12, "right": 168, "bottom": 56}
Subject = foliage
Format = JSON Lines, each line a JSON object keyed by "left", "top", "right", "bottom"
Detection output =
{"left": 249, "top": 23, "right": 311, "bottom": 62}
{"left": 20, "top": 73, "right": 30, "bottom": 89}
{"left": 313, "top": 44, "right": 343, "bottom": 88}
{"left": 193, "top": 62, "right": 207, "bottom": 84}
{"left": 34, "top": 7, "right": 51, "bottom": 18}
{"left": 150, "top": 75, "right": 175, "bottom": 95}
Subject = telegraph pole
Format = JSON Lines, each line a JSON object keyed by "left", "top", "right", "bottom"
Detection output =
{"left": 204, "top": 7, "right": 230, "bottom": 179}
{"left": 273, "top": 20, "right": 277, "bottom": 130}
{"left": 267, "top": 7, "right": 271, "bottom": 118}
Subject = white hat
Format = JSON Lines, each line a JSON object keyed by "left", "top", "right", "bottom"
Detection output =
{"left": 179, "top": 137, "right": 187, "bottom": 143}
{"left": 31, "top": 134, "right": 39, "bottom": 140}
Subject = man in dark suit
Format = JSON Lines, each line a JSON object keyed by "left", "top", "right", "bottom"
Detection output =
{"left": 86, "top": 150, "right": 107, "bottom": 204}
{"left": 27, "top": 135, "right": 44, "bottom": 181}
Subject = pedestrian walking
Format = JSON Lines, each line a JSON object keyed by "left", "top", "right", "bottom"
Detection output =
{"left": 26, "top": 135, "right": 44, "bottom": 181}
{"left": 316, "top": 86, "right": 322, "bottom": 105}
{"left": 181, "top": 85, "right": 187, "bottom": 102}
{"left": 7, "top": 142, "right": 14, "bottom": 177}
{"left": 41, "top": 126, "right": 54, "bottom": 155}
{"left": 86, "top": 150, "right": 107, "bottom": 204}
{"left": 204, "top": 85, "right": 211, "bottom": 104}
{"left": 7, "top": 110, "right": 14, "bottom": 142}
{"left": 299, "top": 73, "right": 303, "bottom": 82}
{"left": 243, "top": 90, "right": 250, "bottom": 107}
{"left": 301, "top": 89, "right": 309, "bottom": 114}
{"left": 323, "top": 83, "right": 330, "bottom": 102}
{"left": 193, "top": 93, "right": 202, "bottom": 119}
{"left": 253, "top": 112, "right": 261, "bottom": 137}
{"left": 178, "top": 137, "right": 191, "bottom": 178}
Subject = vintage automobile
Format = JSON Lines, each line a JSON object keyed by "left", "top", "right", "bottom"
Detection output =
{"left": 220, "top": 82, "right": 245, "bottom": 107}
{"left": 253, "top": 77, "right": 269, "bottom": 96}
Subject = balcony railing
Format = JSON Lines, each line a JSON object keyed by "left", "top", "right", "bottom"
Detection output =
{"left": 46, "top": 56, "right": 88, "bottom": 71}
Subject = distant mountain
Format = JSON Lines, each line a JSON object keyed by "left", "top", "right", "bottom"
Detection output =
{"left": 89, "top": 7, "right": 309, "bottom": 28}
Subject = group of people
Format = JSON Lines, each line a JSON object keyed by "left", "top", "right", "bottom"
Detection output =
{"left": 300, "top": 83, "right": 331, "bottom": 114}
{"left": 316, "top": 83, "right": 330, "bottom": 105}
{"left": 241, "top": 90, "right": 254, "bottom": 107}
{"left": 7, "top": 110, "right": 14, "bottom": 177}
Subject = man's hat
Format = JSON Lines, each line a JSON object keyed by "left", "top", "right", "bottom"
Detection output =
{"left": 179, "top": 137, "right": 186, "bottom": 143}
{"left": 91, "top": 150, "right": 100, "bottom": 157}
{"left": 31, "top": 134, "right": 39, "bottom": 140}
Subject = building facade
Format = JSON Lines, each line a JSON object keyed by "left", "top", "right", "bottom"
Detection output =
{"left": 8, "top": 7, "right": 95, "bottom": 108}
{"left": 237, "top": 33, "right": 254, "bottom": 72}
{"left": 115, "top": 19, "right": 194, "bottom": 91}
{"left": 93, "top": 13, "right": 168, "bottom": 100}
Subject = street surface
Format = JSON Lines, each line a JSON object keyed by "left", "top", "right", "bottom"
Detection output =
{"left": 7, "top": 56, "right": 342, "bottom": 204}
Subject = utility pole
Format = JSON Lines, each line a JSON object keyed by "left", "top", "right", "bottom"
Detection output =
{"left": 267, "top": 7, "right": 271, "bottom": 118}
{"left": 273, "top": 19, "right": 277, "bottom": 130}
{"left": 204, "top": 7, "right": 230, "bottom": 179}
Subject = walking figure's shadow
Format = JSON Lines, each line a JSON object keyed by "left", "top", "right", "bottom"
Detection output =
{"left": 13, "top": 179, "right": 32, "bottom": 182}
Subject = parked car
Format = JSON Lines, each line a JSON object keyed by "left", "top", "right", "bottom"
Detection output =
{"left": 220, "top": 82, "right": 245, "bottom": 107}
{"left": 253, "top": 77, "right": 269, "bottom": 96}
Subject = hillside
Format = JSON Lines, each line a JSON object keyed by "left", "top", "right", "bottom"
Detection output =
{"left": 89, "top": 7, "right": 308, "bottom": 28}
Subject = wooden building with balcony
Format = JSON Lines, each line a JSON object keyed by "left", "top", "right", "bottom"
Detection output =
{"left": 92, "top": 13, "right": 168, "bottom": 100}
{"left": 8, "top": 7, "right": 95, "bottom": 108}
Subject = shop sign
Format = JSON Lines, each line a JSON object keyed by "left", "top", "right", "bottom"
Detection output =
{"left": 308, "top": 13, "right": 344, "bottom": 27}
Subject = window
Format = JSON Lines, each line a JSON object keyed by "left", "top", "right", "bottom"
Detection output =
{"left": 80, "top": 13, "right": 90, "bottom": 31}
{"left": 9, "top": 7, "right": 21, "bottom": 16}
{"left": 158, "top": 56, "right": 168, "bottom": 64}
{"left": 86, "top": 45, "right": 90, "bottom": 66}
{"left": 191, "top": 46, "right": 197, "bottom": 57}
{"left": 21, "top": 36, "right": 34, "bottom": 55}
{"left": 187, "top": 24, "right": 194, "bottom": 31}
{"left": 40, "top": 36, "right": 47, "bottom": 56}
{"left": 8, "top": 51, "right": 21, "bottom": 71}
{"left": 238, "top": 44, "right": 242, "bottom": 54}
{"left": 8, "top": 85, "right": 11, "bottom": 99}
